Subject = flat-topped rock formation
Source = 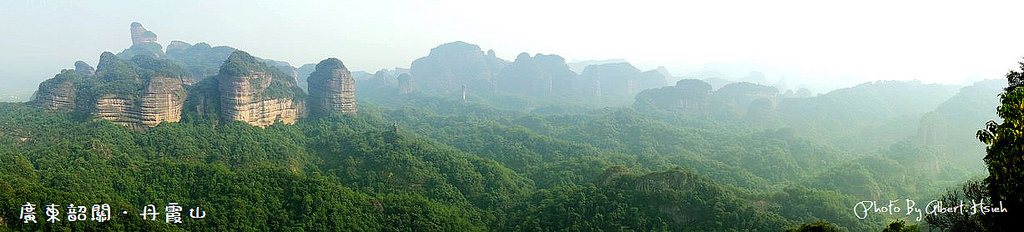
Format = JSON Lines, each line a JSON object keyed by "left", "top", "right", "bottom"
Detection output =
{"left": 307, "top": 58, "right": 356, "bottom": 117}
{"left": 217, "top": 51, "right": 302, "bottom": 127}
{"left": 410, "top": 41, "right": 508, "bottom": 92}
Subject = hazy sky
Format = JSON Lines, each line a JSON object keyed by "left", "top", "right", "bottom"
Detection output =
{"left": 2, "top": 0, "right": 1023, "bottom": 98}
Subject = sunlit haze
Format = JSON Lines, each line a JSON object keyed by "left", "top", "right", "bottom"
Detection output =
{"left": 2, "top": 0, "right": 1023, "bottom": 99}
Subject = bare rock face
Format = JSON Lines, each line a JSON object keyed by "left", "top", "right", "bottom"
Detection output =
{"left": 307, "top": 58, "right": 356, "bottom": 117}
{"left": 218, "top": 71, "right": 298, "bottom": 127}
{"left": 580, "top": 62, "right": 644, "bottom": 97}
{"left": 397, "top": 73, "right": 413, "bottom": 94}
{"left": 140, "top": 76, "right": 186, "bottom": 127}
{"left": 93, "top": 94, "right": 145, "bottom": 131}
{"left": 34, "top": 38, "right": 202, "bottom": 131}
{"left": 35, "top": 72, "right": 78, "bottom": 111}
{"left": 74, "top": 61, "right": 95, "bottom": 76}
{"left": 130, "top": 22, "right": 158, "bottom": 45}
{"left": 166, "top": 40, "right": 191, "bottom": 52}
{"left": 120, "top": 22, "right": 164, "bottom": 59}
{"left": 217, "top": 51, "right": 301, "bottom": 127}
{"left": 496, "top": 53, "right": 579, "bottom": 95}
{"left": 91, "top": 77, "right": 186, "bottom": 131}
{"left": 638, "top": 70, "right": 668, "bottom": 91}
{"left": 409, "top": 41, "right": 508, "bottom": 92}
{"left": 373, "top": 69, "right": 398, "bottom": 87}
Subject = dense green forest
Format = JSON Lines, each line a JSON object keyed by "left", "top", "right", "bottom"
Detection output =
{"left": 3, "top": 71, "right": 1011, "bottom": 231}
{"left": 3, "top": 35, "right": 1021, "bottom": 231}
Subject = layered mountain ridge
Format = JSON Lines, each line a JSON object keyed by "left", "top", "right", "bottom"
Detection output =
{"left": 31, "top": 22, "right": 355, "bottom": 131}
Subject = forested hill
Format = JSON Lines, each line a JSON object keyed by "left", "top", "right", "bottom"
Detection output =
{"left": 0, "top": 74, "right": 1004, "bottom": 230}
{"left": 2, "top": 22, "right": 1010, "bottom": 231}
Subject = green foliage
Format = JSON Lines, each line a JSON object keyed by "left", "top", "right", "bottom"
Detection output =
{"left": 969, "top": 58, "right": 1024, "bottom": 231}
{"left": 883, "top": 219, "right": 920, "bottom": 232}
{"left": 0, "top": 103, "right": 502, "bottom": 231}
{"left": 217, "top": 50, "right": 302, "bottom": 101}
{"left": 165, "top": 42, "right": 238, "bottom": 80}
{"left": 219, "top": 51, "right": 263, "bottom": 78}
{"left": 116, "top": 42, "right": 165, "bottom": 59}
{"left": 786, "top": 220, "right": 839, "bottom": 232}
{"left": 504, "top": 169, "right": 797, "bottom": 231}
{"left": 6, "top": 63, "right": 1007, "bottom": 231}
{"left": 131, "top": 55, "right": 192, "bottom": 80}
{"left": 181, "top": 77, "right": 221, "bottom": 122}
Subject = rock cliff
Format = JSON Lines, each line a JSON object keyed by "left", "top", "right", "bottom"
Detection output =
{"left": 34, "top": 53, "right": 191, "bottom": 131}
{"left": 92, "top": 77, "right": 185, "bottom": 130}
{"left": 495, "top": 53, "right": 580, "bottom": 95}
{"left": 74, "top": 61, "right": 95, "bottom": 76}
{"left": 580, "top": 62, "right": 643, "bottom": 97}
{"left": 410, "top": 41, "right": 508, "bottom": 92}
{"left": 31, "top": 23, "right": 354, "bottom": 131}
{"left": 130, "top": 22, "right": 158, "bottom": 45}
{"left": 92, "top": 54, "right": 189, "bottom": 131}
{"left": 306, "top": 58, "right": 356, "bottom": 117}
{"left": 639, "top": 70, "right": 668, "bottom": 91}
{"left": 120, "top": 22, "right": 164, "bottom": 59}
{"left": 217, "top": 51, "right": 303, "bottom": 127}
{"left": 397, "top": 73, "right": 413, "bottom": 94}
{"left": 93, "top": 94, "right": 145, "bottom": 131}
{"left": 140, "top": 76, "right": 186, "bottom": 127}
{"left": 34, "top": 70, "right": 79, "bottom": 111}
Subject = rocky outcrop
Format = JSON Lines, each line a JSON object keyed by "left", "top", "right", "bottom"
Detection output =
{"left": 715, "top": 82, "right": 779, "bottom": 109}
{"left": 636, "top": 79, "right": 784, "bottom": 121}
{"left": 397, "top": 73, "right": 413, "bottom": 94}
{"left": 307, "top": 58, "right": 356, "bottom": 117}
{"left": 166, "top": 40, "right": 191, "bottom": 51}
{"left": 140, "top": 76, "right": 186, "bottom": 127}
{"left": 568, "top": 59, "right": 628, "bottom": 74}
{"left": 120, "top": 22, "right": 164, "bottom": 59}
{"left": 266, "top": 60, "right": 299, "bottom": 83}
{"left": 639, "top": 70, "right": 668, "bottom": 92}
{"left": 782, "top": 88, "right": 813, "bottom": 98}
{"left": 90, "top": 54, "right": 188, "bottom": 130}
{"left": 495, "top": 53, "right": 580, "bottom": 95}
{"left": 217, "top": 51, "right": 302, "bottom": 128}
{"left": 351, "top": 71, "right": 374, "bottom": 81}
{"left": 35, "top": 71, "right": 78, "bottom": 111}
{"left": 74, "top": 61, "right": 95, "bottom": 76}
{"left": 410, "top": 41, "right": 508, "bottom": 92}
{"left": 373, "top": 69, "right": 399, "bottom": 87}
{"left": 655, "top": 66, "right": 672, "bottom": 79}
{"left": 32, "top": 23, "right": 364, "bottom": 131}
{"left": 365, "top": 68, "right": 411, "bottom": 90}
{"left": 165, "top": 41, "right": 238, "bottom": 84}
{"left": 633, "top": 79, "right": 712, "bottom": 115}
{"left": 93, "top": 94, "right": 145, "bottom": 131}
{"left": 130, "top": 22, "right": 158, "bottom": 45}
{"left": 580, "top": 62, "right": 644, "bottom": 97}
{"left": 708, "top": 82, "right": 779, "bottom": 120}
{"left": 716, "top": 81, "right": 778, "bottom": 114}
